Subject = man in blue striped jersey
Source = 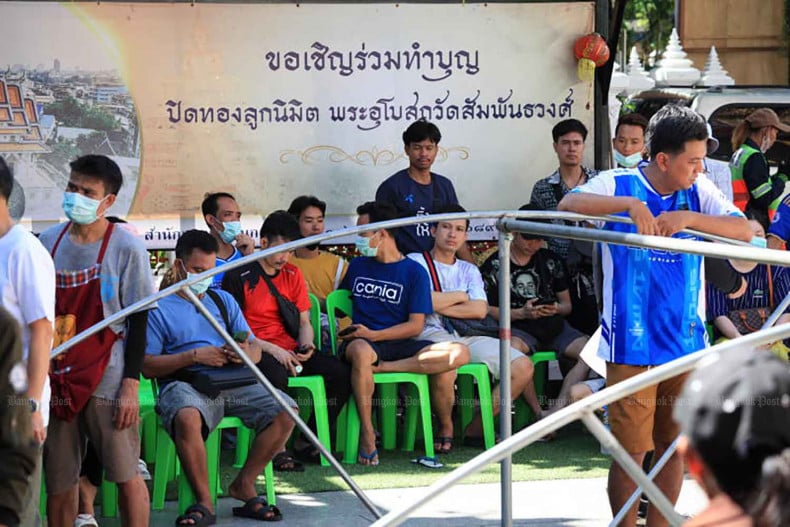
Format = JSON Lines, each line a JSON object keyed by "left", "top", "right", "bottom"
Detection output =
{"left": 559, "top": 105, "right": 751, "bottom": 527}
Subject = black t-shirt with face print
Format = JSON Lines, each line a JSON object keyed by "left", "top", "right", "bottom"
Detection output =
{"left": 481, "top": 248, "right": 569, "bottom": 342}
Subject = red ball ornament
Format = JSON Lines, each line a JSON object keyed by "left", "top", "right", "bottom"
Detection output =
{"left": 574, "top": 33, "right": 610, "bottom": 67}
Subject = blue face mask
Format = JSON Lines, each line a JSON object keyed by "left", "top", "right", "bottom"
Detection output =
{"left": 62, "top": 192, "right": 105, "bottom": 225}
{"left": 181, "top": 263, "right": 213, "bottom": 295}
{"left": 218, "top": 220, "right": 242, "bottom": 244}
{"left": 750, "top": 236, "right": 767, "bottom": 249}
{"left": 614, "top": 150, "right": 643, "bottom": 168}
{"left": 355, "top": 235, "right": 378, "bottom": 257}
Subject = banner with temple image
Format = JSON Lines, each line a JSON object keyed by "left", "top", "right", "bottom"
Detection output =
{"left": 0, "top": 1, "right": 594, "bottom": 248}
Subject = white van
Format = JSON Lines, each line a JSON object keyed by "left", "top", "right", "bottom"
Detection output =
{"left": 627, "top": 86, "right": 789, "bottom": 172}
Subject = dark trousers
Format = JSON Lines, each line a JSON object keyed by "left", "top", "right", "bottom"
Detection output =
{"left": 257, "top": 352, "right": 351, "bottom": 434}
{"left": 0, "top": 308, "right": 37, "bottom": 527}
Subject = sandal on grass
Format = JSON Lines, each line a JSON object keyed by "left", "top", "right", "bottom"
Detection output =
{"left": 434, "top": 436, "right": 454, "bottom": 454}
{"left": 357, "top": 448, "right": 379, "bottom": 466}
{"left": 272, "top": 451, "right": 304, "bottom": 472}
{"left": 232, "top": 496, "right": 282, "bottom": 522}
{"left": 175, "top": 503, "right": 216, "bottom": 527}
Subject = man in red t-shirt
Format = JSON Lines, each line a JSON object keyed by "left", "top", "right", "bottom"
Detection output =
{"left": 223, "top": 211, "right": 351, "bottom": 468}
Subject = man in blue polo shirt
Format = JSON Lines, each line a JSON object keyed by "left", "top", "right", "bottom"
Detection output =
{"left": 339, "top": 201, "right": 469, "bottom": 466}
{"left": 559, "top": 105, "right": 751, "bottom": 527}
{"left": 143, "top": 230, "right": 295, "bottom": 524}
{"left": 375, "top": 120, "right": 472, "bottom": 260}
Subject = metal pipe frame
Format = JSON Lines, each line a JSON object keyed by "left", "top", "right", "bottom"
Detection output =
{"left": 180, "top": 287, "right": 382, "bottom": 518}
{"left": 370, "top": 214, "right": 790, "bottom": 527}
{"left": 496, "top": 229, "right": 514, "bottom": 527}
{"left": 49, "top": 210, "right": 784, "bottom": 526}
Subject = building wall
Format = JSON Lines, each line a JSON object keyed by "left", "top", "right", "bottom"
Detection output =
{"left": 679, "top": 0, "right": 788, "bottom": 85}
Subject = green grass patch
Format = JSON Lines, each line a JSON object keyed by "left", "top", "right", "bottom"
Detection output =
{"left": 209, "top": 423, "right": 610, "bottom": 497}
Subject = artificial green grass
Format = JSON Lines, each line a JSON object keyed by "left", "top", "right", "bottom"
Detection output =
{"left": 209, "top": 422, "right": 610, "bottom": 497}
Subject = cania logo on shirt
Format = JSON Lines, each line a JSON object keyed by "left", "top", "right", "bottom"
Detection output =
{"left": 353, "top": 277, "right": 403, "bottom": 304}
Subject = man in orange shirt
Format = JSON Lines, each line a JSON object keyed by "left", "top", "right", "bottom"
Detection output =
{"left": 222, "top": 211, "right": 350, "bottom": 467}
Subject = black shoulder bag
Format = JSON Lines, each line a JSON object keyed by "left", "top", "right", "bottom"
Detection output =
{"left": 178, "top": 289, "right": 258, "bottom": 398}
{"left": 422, "top": 251, "right": 500, "bottom": 338}
{"left": 259, "top": 270, "right": 301, "bottom": 340}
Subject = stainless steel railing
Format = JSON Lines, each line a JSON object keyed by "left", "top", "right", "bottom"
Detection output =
{"left": 50, "top": 210, "right": 790, "bottom": 526}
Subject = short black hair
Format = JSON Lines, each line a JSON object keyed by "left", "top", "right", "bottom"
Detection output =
{"left": 287, "top": 195, "right": 326, "bottom": 218}
{"left": 615, "top": 113, "right": 649, "bottom": 136}
{"left": 517, "top": 203, "right": 551, "bottom": 240}
{"left": 259, "top": 210, "right": 302, "bottom": 243}
{"left": 434, "top": 203, "right": 469, "bottom": 229}
{"left": 402, "top": 119, "right": 441, "bottom": 146}
{"left": 201, "top": 192, "right": 236, "bottom": 220}
{"left": 646, "top": 104, "right": 708, "bottom": 156}
{"left": 552, "top": 119, "right": 588, "bottom": 142}
{"left": 175, "top": 229, "right": 219, "bottom": 260}
{"left": 0, "top": 156, "right": 12, "bottom": 201}
{"left": 69, "top": 155, "right": 123, "bottom": 196}
{"left": 356, "top": 200, "right": 400, "bottom": 236}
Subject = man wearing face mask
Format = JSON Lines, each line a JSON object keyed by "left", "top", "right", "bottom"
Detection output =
{"left": 37, "top": 155, "right": 154, "bottom": 527}
{"left": 144, "top": 230, "right": 294, "bottom": 523}
{"left": 730, "top": 108, "right": 790, "bottom": 229}
{"left": 201, "top": 192, "right": 255, "bottom": 288}
{"left": 612, "top": 112, "right": 648, "bottom": 169}
{"left": 340, "top": 201, "right": 469, "bottom": 465}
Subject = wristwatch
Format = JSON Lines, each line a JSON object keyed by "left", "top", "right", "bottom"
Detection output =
{"left": 29, "top": 398, "right": 40, "bottom": 413}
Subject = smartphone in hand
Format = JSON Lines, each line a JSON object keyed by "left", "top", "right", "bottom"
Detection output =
{"left": 338, "top": 326, "right": 357, "bottom": 337}
{"left": 233, "top": 331, "right": 250, "bottom": 343}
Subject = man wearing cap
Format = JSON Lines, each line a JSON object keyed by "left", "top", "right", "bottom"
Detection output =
{"left": 674, "top": 350, "right": 790, "bottom": 527}
{"left": 559, "top": 105, "right": 752, "bottom": 527}
{"left": 730, "top": 107, "right": 790, "bottom": 229}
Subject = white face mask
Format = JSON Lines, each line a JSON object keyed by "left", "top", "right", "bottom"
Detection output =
{"left": 760, "top": 134, "right": 772, "bottom": 153}
{"left": 614, "top": 150, "right": 643, "bottom": 168}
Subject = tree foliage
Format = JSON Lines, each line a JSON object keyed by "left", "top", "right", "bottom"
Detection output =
{"left": 46, "top": 96, "right": 120, "bottom": 132}
{"left": 623, "top": 0, "right": 675, "bottom": 65}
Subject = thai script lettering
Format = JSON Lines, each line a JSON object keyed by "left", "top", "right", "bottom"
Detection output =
{"left": 264, "top": 41, "right": 480, "bottom": 82}
{"left": 165, "top": 100, "right": 319, "bottom": 130}
{"left": 164, "top": 89, "right": 574, "bottom": 133}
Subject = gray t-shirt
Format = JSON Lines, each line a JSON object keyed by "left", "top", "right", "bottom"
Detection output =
{"left": 39, "top": 222, "right": 155, "bottom": 399}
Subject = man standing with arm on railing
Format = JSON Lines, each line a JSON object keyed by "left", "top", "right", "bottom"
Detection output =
{"left": 559, "top": 105, "right": 752, "bottom": 527}
{"left": 38, "top": 155, "right": 153, "bottom": 527}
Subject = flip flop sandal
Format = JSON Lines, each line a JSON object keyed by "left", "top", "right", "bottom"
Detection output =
{"left": 411, "top": 456, "right": 444, "bottom": 469}
{"left": 175, "top": 503, "right": 216, "bottom": 527}
{"left": 433, "top": 436, "right": 454, "bottom": 454}
{"left": 357, "top": 448, "right": 379, "bottom": 466}
{"left": 73, "top": 514, "right": 99, "bottom": 527}
{"left": 272, "top": 451, "right": 304, "bottom": 472}
{"left": 232, "top": 496, "right": 283, "bottom": 522}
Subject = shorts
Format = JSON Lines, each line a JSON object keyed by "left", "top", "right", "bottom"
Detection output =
{"left": 516, "top": 321, "right": 587, "bottom": 357}
{"left": 606, "top": 363, "right": 688, "bottom": 454}
{"left": 421, "top": 328, "right": 522, "bottom": 380}
{"left": 44, "top": 397, "right": 141, "bottom": 495}
{"left": 340, "top": 338, "right": 433, "bottom": 365}
{"left": 157, "top": 381, "right": 296, "bottom": 440}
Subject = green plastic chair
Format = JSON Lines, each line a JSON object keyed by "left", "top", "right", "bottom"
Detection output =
{"left": 139, "top": 376, "right": 158, "bottom": 464}
{"left": 513, "top": 351, "right": 557, "bottom": 431}
{"left": 308, "top": 292, "right": 322, "bottom": 350}
{"left": 326, "top": 289, "right": 435, "bottom": 463}
{"left": 456, "top": 362, "right": 496, "bottom": 449}
{"left": 150, "top": 381, "right": 276, "bottom": 512}
{"left": 234, "top": 292, "right": 333, "bottom": 467}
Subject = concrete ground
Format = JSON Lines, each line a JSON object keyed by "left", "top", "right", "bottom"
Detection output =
{"left": 96, "top": 476, "right": 708, "bottom": 526}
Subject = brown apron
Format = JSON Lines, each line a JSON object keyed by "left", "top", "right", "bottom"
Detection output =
{"left": 50, "top": 222, "right": 120, "bottom": 421}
